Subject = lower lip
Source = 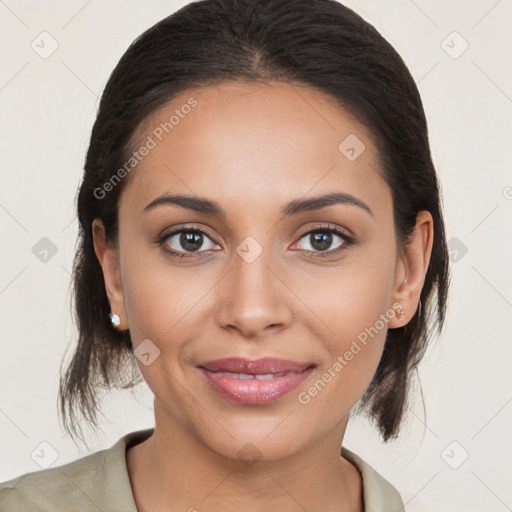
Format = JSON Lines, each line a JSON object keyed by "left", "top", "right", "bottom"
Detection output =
{"left": 198, "top": 366, "right": 315, "bottom": 405}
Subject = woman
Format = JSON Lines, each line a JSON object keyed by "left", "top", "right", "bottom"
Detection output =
{"left": 0, "top": 0, "right": 450, "bottom": 510}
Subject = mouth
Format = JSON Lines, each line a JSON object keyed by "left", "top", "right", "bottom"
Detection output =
{"left": 198, "top": 357, "right": 315, "bottom": 374}
{"left": 197, "top": 357, "right": 316, "bottom": 405}
{"left": 202, "top": 370, "right": 306, "bottom": 380}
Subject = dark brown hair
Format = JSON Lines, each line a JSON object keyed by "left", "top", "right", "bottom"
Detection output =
{"left": 58, "top": 0, "right": 451, "bottom": 445}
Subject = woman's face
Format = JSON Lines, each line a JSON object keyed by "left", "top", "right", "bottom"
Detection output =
{"left": 94, "top": 80, "right": 431, "bottom": 460}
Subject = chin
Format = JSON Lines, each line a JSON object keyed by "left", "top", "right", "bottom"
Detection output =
{"left": 196, "top": 423, "right": 308, "bottom": 465}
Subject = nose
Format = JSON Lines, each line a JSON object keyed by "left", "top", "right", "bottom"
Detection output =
{"left": 215, "top": 245, "right": 293, "bottom": 339}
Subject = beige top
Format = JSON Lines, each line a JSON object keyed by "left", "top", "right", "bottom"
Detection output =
{"left": 0, "top": 428, "right": 405, "bottom": 511}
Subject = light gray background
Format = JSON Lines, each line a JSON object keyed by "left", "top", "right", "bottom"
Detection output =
{"left": 1, "top": 1, "right": 511, "bottom": 510}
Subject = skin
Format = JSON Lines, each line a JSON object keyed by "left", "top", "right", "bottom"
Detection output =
{"left": 92, "top": 80, "right": 433, "bottom": 512}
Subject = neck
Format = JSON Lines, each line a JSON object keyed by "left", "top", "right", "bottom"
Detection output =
{"left": 126, "top": 403, "right": 363, "bottom": 512}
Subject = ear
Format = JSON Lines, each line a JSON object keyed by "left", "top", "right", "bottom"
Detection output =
{"left": 387, "top": 210, "right": 434, "bottom": 329}
{"left": 92, "top": 218, "right": 128, "bottom": 331}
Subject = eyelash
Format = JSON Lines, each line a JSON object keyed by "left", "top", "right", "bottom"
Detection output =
{"left": 155, "top": 224, "right": 356, "bottom": 260}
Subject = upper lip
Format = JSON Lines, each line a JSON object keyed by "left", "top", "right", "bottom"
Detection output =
{"left": 198, "top": 357, "right": 315, "bottom": 375}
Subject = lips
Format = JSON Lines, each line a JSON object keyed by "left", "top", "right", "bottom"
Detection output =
{"left": 198, "top": 357, "right": 315, "bottom": 375}
{"left": 197, "top": 357, "right": 316, "bottom": 405}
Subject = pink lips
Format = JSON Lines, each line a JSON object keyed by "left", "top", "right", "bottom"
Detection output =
{"left": 198, "top": 357, "right": 315, "bottom": 405}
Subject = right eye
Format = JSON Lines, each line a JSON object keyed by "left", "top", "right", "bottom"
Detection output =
{"left": 157, "top": 226, "right": 220, "bottom": 259}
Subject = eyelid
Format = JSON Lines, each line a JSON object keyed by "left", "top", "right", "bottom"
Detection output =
{"left": 295, "top": 223, "right": 354, "bottom": 243}
{"left": 155, "top": 224, "right": 219, "bottom": 252}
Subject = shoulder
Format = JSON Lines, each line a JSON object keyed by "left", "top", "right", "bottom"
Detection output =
{"left": 341, "top": 446, "right": 405, "bottom": 512}
{"left": 0, "top": 428, "right": 152, "bottom": 512}
{"left": 0, "top": 447, "right": 108, "bottom": 510}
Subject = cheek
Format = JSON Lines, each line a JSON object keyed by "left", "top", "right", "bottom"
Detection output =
{"left": 298, "top": 251, "right": 396, "bottom": 344}
{"left": 295, "top": 253, "right": 396, "bottom": 406}
{"left": 297, "top": 300, "right": 390, "bottom": 425}
{"left": 121, "top": 248, "right": 213, "bottom": 355}
{"left": 121, "top": 263, "right": 201, "bottom": 405}
{"left": 123, "top": 272, "right": 181, "bottom": 340}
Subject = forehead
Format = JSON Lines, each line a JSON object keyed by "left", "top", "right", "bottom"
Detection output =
{"left": 121, "top": 80, "right": 390, "bottom": 218}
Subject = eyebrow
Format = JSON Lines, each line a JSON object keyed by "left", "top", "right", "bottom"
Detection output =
{"left": 142, "top": 192, "right": 374, "bottom": 220}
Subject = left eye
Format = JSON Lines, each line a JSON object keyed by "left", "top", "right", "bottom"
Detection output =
{"left": 294, "top": 227, "right": 351, "bottom": 253}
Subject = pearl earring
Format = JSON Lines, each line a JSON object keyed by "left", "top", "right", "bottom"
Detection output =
{"left": 109, "top": 312, "right": 121, "bottom": 329}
